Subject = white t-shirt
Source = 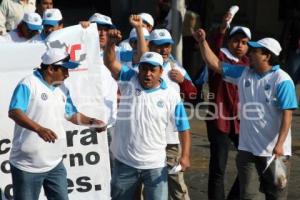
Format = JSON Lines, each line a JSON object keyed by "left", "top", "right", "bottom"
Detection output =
{"left": 222, "top": 63, "right": 298, "bottom": 156}
{"left": 162, "top": 59, "right": 190, "bottom": 144}
{"left": 0, "top": 30, "right": 42, "bottom": 43}
{"left": 9, "top": 70, "right": 78, "bottom": 173}
{"left": 110, "top": 66, "right": 190, "bottom": 169}
{"left": 128, "top": 57, "right": 192, "bottom": 144}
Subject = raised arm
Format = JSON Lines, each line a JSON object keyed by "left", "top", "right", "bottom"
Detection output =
{"left": 129, "top": 14, "right": 149, "bottom": 63}
{"left": 104, "top": 29, "right": 123, "bottom": 79}
{"left": 193, "top": 29, "right": 223, "bottom": 74}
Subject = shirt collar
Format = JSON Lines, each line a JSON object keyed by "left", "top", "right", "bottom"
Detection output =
{"left": 142, "top": 78, "right": 167, "bottom": 93}
{"left": 253, "top": 65, "right": 281, "bottom": 79}
{"left": 220, "top": 48, "right": 239, "bottom": 63}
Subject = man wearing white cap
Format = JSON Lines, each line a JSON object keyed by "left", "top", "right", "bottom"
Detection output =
{"left": 0, "top": 12, "right": 43, "bottom": 43}
{"left": 41, "top": 8, "right": 63, "bottom": 39}
{"left": 200, "top": 10, "right": 252, "bottom": 200}
{"left": 119, "top": 15, "right": 150, "bottom": 68}
{"left": 119, "top": 12, "right": 154, "bottom": 51}
{"left": 194, "top": 28, "right": 298, "bottom": 200}
{"left": 8, "top": 48, "right": 106, "bottom": 200}
{"left": 148, "top": 28, "right": 196, "bottom": 200}
{"left": 0, "top": 0, "right": 36, "bottom": 35}
{"left": 104, "top": 29, "right": 191, "bottom": 200}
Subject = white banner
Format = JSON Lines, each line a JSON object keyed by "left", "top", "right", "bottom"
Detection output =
{"left": 0, "top": 24, "right": 111, "bottom": 200}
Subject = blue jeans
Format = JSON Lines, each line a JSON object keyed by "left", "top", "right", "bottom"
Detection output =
{"left": 111, "top": 159, "right": 168, "bottom": 200}
{"left": 10, "top": 161, "right": 68, "bottom": 200}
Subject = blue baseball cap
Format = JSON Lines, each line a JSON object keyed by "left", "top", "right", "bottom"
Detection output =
{"left": 150, "top": 29, "right": 174, "bottom": 45}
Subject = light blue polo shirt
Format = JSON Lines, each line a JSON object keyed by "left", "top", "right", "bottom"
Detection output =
{"left": 110, "top": 65, "right": 190, "bottom": 169}
{"left": 222, "top": 63, "right": 298, "bottom": 156}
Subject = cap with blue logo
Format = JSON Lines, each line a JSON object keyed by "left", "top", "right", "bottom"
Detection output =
{"left": 150, "top": 29, "right": 174, "bottom": 45}
{"left": 139, "top": 52, "right": 164, "bottom": 67}
{"left": 41, "top": 48, "right": 79, "bottom": 69}
{"left": 42, "top": 8, "right": 63, "bottom": 26}
{"left": 129, "top": 27, "right": 150, "bottom": 42}
{"left": 89, "top": 13, "right": 115, "bottom": 29}
{"left": 22, "top": 12, "right": 43, "bottom": 31}
{"left": 248, "top": 38, "right": 282, "bottom": 56}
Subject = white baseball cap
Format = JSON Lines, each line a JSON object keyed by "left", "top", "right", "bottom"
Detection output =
{"left": 229, "top": 26, "right": 251, "bottom": 39}
{"left": 22, "top": 12, "right": 43, "bottom": 31}
{"left": 150, "top": 29, "right": 174, "bottom": 45}
{"left": 139, "top": 52, "right": 163, "bottom": 67}
{"left": 89, "top": 13, "right": 115, "bottom": 29}
{"left": 41, "top": 48, "right": 79, "bottom": 69}
{"left": 139, "top": 13, "right": 154, "bottom": 27}
{"left": 43, "top": 8, "right": 63, "bottom": 26}
{"left": 129, "top": 27, "right": 150, "bottom": 42}
{"left": 248, "top": 38, "right": 282, "bottom": 56}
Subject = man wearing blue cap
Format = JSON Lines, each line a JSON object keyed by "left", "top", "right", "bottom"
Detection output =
{"left": 104, "top": 29, "right": 191, "bottom": 200}
{"left": 194, "top": 28, "right": 298, "bottom": 200}
{"left": 8, "top": 48, "right": 106, "bottom": 200}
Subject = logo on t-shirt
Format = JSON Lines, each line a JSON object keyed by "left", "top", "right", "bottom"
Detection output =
{"left": 264, "top": 84, "right": 271, "bottom": 90}
{"left": 41, "top": 93, "right": 48, "bottom": 101}
{"left": 245, "top": 80, "right": 251, "bottom": 87}
{"left": 157, "top": 100, "right": 164, "bottom": 108}
{"left": 135, "top": 88, "right": 141, "bottom": 96}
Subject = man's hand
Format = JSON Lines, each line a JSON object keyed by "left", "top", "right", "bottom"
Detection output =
{"left": 220, "top": 12, "right": 232, "bottom": 32}
{"left": 107, "top": 29, "right": 122, "bottom": 45}
{"left": 193, "top": 28, "right": 206, "bottom": 43}
{"left": 36, "top": 127, "right": 58, "bottom": 143}
{"left": 273, "top": 143, "right": 284, "bottom": 158}
{"left": 129, "top": 14, "right": 143, "bottom": 28}
{"left": 169, "top": 69, "right": 184, "bottom": 83}
{"left": 179, "top": 156, "right": 190, "bottom": 171}
{"left": 89, "top": 118, "right": 107, "bottom": 132}
{"left": 80, "top": 21, "right": 90, "bottom": 29}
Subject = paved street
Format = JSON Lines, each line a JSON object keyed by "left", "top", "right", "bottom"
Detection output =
{"left": 185, "top": 86, "right": 300, "bottom": 200}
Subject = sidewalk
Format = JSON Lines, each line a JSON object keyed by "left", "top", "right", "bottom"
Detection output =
{"left": 185, "top": 98, "right": 300, "bottom": 199}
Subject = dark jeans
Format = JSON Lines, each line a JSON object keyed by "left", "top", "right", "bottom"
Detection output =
{"left": 237, "top": 150, "right": 290, "bottom": 200}
{"left": 206, "top": 121, "right": 239, "bottom": 200}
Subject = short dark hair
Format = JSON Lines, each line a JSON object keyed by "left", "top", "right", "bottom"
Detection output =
{"left": 228, "top": 31, "right": 249, "bottom": 40}
{"left": 261, "top": 47, "right": 280, "bottom": 66}
{"left": 37, "top": 0, "right": 54, "bottom": 4}
{"left": 40, "top": 63, "right": 61, "bottom": 71}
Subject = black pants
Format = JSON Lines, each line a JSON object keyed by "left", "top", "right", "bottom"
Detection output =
{"left": 206, "top": 121, "right": 240, "bottom": 200}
